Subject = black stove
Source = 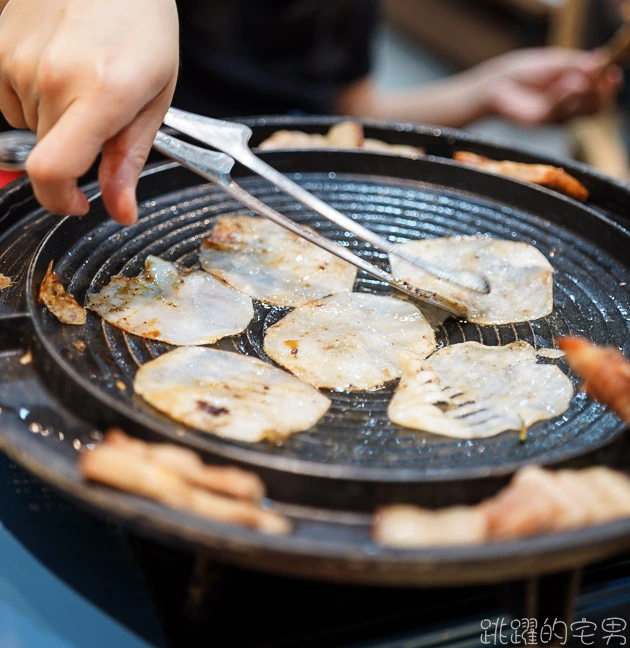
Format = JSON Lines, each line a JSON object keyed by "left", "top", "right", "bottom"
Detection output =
{"left": 1, "top": 118, "right": 630, "bottom": 647}
{"left": 3, "top": 449, "right": 630, "bottom": 648}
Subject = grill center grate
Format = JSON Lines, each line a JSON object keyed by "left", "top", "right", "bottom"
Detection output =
{"left": 27, "top": 165, "right": 630, "bottom": 483}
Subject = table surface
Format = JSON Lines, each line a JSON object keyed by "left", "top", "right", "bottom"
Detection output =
{"left": 0, "top": 451, "right": 167, "bottom": 648}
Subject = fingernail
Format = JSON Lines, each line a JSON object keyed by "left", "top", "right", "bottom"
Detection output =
{"left": 608, "top": 66, "right": 623, "bottom": 84}
{"left": 71, "top": 191, "right": 90, "bottom": 216}
{"left": 119, "top": 187, "right": 138, "bottom": 226}
{"left": 123, "top": 208, "right": 138, "bottom": 226}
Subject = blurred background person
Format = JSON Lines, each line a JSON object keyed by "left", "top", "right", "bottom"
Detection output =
{"left": 174, "top": 0, "right": 620, "bottom": 126}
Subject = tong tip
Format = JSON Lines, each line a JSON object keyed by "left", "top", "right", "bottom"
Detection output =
{"left": 431, "top": 269, "right": 490, "bottom": 295}
{"left": 466, "top": 274, "right": 491, "bottom": 295}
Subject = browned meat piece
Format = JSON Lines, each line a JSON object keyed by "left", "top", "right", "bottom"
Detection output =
{"left": 38, "top": 260, "right": 86, "bottom": 325}
{"left": 558, "top": 336, "right": 630, "bottom": 425}
{"left": 103, "top": 429, "right": 266, "bottom": 501}
{"left": 453, "top": 151, "right": 589, "bottom": 202}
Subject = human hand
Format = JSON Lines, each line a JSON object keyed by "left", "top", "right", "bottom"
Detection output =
{"left": 0, "top": 0, "right": 179, "bottom": 224}
{"left": 481, "top": 47, "right": 622, "bottom": 126}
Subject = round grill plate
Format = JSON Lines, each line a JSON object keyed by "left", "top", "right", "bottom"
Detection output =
{"left": 26, "top": 154, "right": 630, "bottom": 507}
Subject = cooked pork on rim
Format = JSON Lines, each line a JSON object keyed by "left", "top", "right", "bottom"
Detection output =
{"left": 39, "top": 260, "right": 86, "bottom": 325}
{"left": 453, "top": 151, "right": 589, "bottom": 202}
{"left": 374, "top": 466, "right": 630, "bottom": 548}
{"left": 558, "top": 336, "right": 630, "bottom": 425}
{"left": 258, "top": 121, "right": 424, "bottom": 157}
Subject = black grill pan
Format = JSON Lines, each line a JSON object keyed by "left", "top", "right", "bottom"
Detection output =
{"left": 25, "top": 150, "right": 630, "bottom": 510}
{"left": 0, "top": 116, "right": 629, "bottom": 586}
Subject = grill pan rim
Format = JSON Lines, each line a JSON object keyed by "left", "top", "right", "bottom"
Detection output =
{"left": 2, "top": 423, "right": 630, "bottom": 587}
{"left": 25, "top": 157, "right": 630, "bottom": 484}
{"left": 241, "top": 114, "right": 630, "bottom": 197}
{"left": 4, "top": 114, "right": 630, "bottom": 585}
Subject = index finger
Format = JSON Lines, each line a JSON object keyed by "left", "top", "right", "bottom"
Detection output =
{"left": 26, "top": 97, "right": 134, "bottom": 215}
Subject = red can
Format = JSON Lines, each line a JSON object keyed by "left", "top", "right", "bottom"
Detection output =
{"left": 0, "top": 130, "right": 36, "bottom": 188}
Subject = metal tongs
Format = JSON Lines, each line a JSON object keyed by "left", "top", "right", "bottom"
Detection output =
{"left": 154, "top": 108, "right": 490, "bottom": 316}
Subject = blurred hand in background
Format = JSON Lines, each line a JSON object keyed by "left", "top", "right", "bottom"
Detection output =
{"left": 483, "top": 47, "right": 622, "bottom": 125}
{"left": 339, "top": 47, "right": 622, "bottom": 129}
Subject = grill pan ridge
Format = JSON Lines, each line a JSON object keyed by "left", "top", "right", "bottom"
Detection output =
{"left": 0, "top": 118, "right": 628, "bottom": 585}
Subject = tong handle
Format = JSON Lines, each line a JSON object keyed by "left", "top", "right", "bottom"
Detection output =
{"left": 154, "top": 131, "right": 235, "bottom": 179}
{"left": 163, "top": 108, "right": 489, "bottom": 295}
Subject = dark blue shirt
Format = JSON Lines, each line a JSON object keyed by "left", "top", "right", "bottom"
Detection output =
{"left": 174, "top": 0, "right": 378, "bottom": 117}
